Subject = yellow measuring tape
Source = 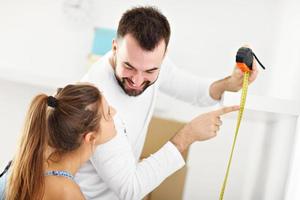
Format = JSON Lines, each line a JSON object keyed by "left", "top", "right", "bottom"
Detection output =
{"left": 219, "top": 71, "right": 250, "bottom": 200}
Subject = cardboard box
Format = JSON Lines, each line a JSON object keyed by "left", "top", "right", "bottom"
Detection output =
{"left": 141, "top": 117, "right": 188, "bottom": 200}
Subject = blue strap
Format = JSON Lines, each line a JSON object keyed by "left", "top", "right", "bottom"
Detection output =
{"left": 44, "top": 170, "right": 74, "bottom": 181}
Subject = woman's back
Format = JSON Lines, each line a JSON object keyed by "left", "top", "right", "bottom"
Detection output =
{"left": 44, "top": 173, "right": 85, "bottom": 200}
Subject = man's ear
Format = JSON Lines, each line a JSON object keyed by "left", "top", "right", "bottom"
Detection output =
{"left": 112, "top": 39, "right": 117, "bottom": 54}
{"left": 83, "top": 132, "right": 97, "bottom": 144}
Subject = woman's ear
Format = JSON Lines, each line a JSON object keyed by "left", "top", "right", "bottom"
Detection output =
{"left": 83, "top": 132, "right": 97, "bottom": 144}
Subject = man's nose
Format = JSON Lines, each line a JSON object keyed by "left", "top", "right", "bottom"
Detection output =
{"left": 131, "top": 72, "right": 144, "bottom": 87}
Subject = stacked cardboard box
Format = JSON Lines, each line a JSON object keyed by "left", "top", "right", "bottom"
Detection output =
{"left": 141, "top": 117, "right": 188, "bottom": 200}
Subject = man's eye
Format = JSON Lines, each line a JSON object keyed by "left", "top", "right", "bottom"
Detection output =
{"left": 124, "top": 66, "right": 133, "bottom": 70}
{"left": 146, "top": 70, "right": 157, "bottom": 74}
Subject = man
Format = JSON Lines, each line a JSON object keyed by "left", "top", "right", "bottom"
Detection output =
{"left": 75, "top": 6, "right": 258, "bottom": 200}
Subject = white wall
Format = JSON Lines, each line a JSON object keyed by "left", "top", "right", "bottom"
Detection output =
{"left": 0, "top": 0, "right": 299, "bottom": 199}
{"left": 0, "top": 0, "right": 284, "bottom": 92}
{"left": 0, "top": 0, "right": 93, "bottom": 87}
{"left": 271, "top": 0, "right": 300, "bottom": 199}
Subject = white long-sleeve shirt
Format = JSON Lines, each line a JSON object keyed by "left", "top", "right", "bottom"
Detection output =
{"left": 75, "top": 51, "right": 219, "bottom": 200}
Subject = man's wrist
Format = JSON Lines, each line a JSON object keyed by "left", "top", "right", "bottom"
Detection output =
{"left": 209, "top": 76, "right": 229, "bottom": 100}
{"left": 170, "top": 126, "right": 193, "bottom": 153}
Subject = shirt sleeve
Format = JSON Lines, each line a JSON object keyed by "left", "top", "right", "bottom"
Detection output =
{"left": 90, "top": 132, "right": 185, "bottom": 200}
{"left": 158, "top": 56, "right": 222, "bottom": 106}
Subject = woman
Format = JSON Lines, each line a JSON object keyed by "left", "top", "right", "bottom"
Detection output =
{"left": 5, "top": 84, "right": 116, "bottom": 200}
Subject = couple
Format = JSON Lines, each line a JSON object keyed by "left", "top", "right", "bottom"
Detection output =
{"left": 2, "top": 6, "right": 258, "bottom": 200}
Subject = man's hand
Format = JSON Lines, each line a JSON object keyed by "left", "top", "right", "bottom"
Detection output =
{"left": 225, "top": 58, "right": 258, "bottom": 92}
{"left": 170, "top": 105, "right": 240, "bottom": 153}
{"left": 209, "top": 45, "right": 259, "bottom": 100}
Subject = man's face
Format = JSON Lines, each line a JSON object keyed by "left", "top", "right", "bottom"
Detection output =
{"left": 112, "top": 34, "right": 166, "bottom": 96}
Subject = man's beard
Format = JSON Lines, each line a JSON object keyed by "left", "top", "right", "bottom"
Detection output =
{"left": 114, "top": 74, "right": 157, "bottom": 96}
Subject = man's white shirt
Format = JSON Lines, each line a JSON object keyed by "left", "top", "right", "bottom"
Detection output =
{"left": 75, "top": 51, "right": 219, "bottom": 200}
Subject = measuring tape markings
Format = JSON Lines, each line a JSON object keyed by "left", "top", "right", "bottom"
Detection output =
{"left": 218, "top": 46, "right": 266, "bottom": 200}
{"left": 219, "top": 71, "right": 250, "bottom": 200}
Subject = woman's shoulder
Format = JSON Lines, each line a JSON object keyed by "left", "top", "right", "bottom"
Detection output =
{"left": 44, "top": 176, "right": 85, "bottom": 200}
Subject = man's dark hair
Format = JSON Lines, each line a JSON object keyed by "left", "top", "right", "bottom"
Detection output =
{"left": 117, "top": 6, "right": 171, "bottom": 51}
